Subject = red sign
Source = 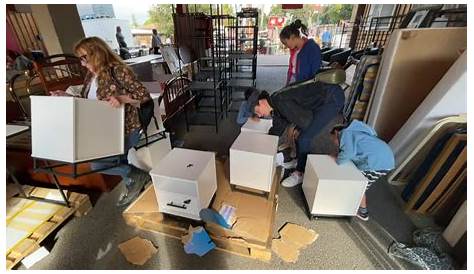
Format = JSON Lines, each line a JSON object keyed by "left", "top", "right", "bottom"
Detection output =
{"left": 268, "top": 16, "right": 286, "bottom": 29}
{"left": 282, "top": 4, "right": 303, "bottom": 9}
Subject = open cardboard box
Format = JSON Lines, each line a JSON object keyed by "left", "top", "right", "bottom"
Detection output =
{"left": 123, "top": 159, "right": 280, "bottom": 248}
{"left": 205, "top": 160, "right": 280, "bottom": 247}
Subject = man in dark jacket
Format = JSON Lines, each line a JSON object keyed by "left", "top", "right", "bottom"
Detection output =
{"left": 249, "top": 81, "right": 345, "bottom": 187}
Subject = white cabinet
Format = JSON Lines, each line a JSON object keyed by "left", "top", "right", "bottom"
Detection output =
{"left": 30, "top": 96, "right": 124, "bottom": 163}
{"left": 230, "top": 131, "right": 278, "bottom": 192}
{"left": 241, "top": 118, "right": 272, "bottom": 134}
{"left": 150, "top": 148, "right": 217, "bottom": 220}
{"left": 302, "top": 155, "right": 368, "bottom": 217}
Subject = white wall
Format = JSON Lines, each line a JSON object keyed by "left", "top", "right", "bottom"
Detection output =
{"left": 81, "top": 18, "right": 135, "bottom": 50}
{"left": 389, "top": 51, "right": 467, "bottom": 166}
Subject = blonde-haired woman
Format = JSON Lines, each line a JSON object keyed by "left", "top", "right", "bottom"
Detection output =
{"left": 51, "top": 36, "right": 151, "bottom": 207}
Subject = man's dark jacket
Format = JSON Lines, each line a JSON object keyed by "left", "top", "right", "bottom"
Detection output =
{"left": 268, "top": 81, "right": 344, "bottom": 136}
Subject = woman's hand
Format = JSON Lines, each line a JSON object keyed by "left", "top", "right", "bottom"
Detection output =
{"left": 107, "top": 96, "right": 122, "bottom": 108}
{"left": 50, "top": 90, "right": 67, "bottom": 96}
{"left": 117, "top": 94, "right": 140, "bottom": 107}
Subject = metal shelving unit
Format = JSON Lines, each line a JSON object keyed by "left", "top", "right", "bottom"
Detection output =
{"left": 226, "top": 8, "right": 259, "bottom": 112}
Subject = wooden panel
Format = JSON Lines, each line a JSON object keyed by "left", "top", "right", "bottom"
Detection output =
{"left": 429, "top": 169, "right": 466, "bottom": 214}
{"left": 405, "top": 134, "right": 466, "bottom": 211}
{"left": 366, "top": 28, "right": 467, "bottom": 142}
{"left": 6, "top": 188, "right": 91, "bottom": 270}
{"left": 442, "top": 200, "right": 466, "bottom": 247}
{"left": 416, "top": 145, "right": 466, "bottom": 213}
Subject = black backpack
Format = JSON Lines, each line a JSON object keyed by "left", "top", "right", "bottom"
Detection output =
{"left": 110, "top": 67, "right": 160, "bottom": 146}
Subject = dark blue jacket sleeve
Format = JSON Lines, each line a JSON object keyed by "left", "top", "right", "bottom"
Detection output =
{"left": 296, "top": 41, "right": 321, "bottom": 82}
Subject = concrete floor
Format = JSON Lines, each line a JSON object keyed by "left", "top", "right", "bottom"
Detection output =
{"left": 20, "top": 55, "right": 421, "bottom": 270}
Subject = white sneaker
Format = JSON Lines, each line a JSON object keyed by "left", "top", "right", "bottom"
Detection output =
{"left": 282, "top": 159, "right": 297, "bottom": 169}
{"left": 281, "top": 172, "right": 303, "bottom": 188}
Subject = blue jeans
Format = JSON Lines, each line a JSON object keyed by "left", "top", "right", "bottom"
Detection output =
{"left": 90, "top": 129, "right": 141, "bottom": 187}
{"left": 296, "top": 90, "right": 345, "bottom": 172}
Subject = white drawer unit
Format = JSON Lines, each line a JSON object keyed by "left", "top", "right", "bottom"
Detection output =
{"left": 241, "top": 118, "right": 272, "bottom": 134}
{"left": 30, "top": 96, "right": 125, "bottom": 163}
{"left": 302, "top": 155, "right": 368, "bottom": 217}
{"left": 230, "top": 131, "right": 279, "bottom": 192}
{"left": 150, "top": 148, "right": 217, "bottom": 220}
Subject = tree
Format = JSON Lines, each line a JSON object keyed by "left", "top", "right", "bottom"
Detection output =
{"left": 144, "top": 4, "right": 174, "bottom": 37}
{"left": 187, "top": 4, "right": 233, "bottom": 15}
{"left": 319, "top": 4, "right": 353, "bottom": 24}
{"left": 144, "top": 4, "right": 235, "bottom": 38}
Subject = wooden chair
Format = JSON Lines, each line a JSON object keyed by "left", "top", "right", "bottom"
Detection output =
{"left": 160, "top": 76, "right": 194, "bottom": 131}
{"left": 32, "top": 54, "right": 87, "bottom": 94}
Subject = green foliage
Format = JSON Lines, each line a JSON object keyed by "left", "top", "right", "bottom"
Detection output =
{"left": 187, "top": 4, "right": 234, "bottom": 15}
{"left": 265, "top": 4, "right": 353, "bottom": 28}
{"left": 144, "top": 4, "right": 235, "bottom": 38}
{"left": 319, "top": 4, "right": 353, "bottom": 24}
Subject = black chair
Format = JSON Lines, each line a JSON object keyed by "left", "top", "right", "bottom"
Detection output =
{"left": 320, "top": 47, "right": 333, "bottom": 53}
{"left": 329, "top": 48, "right": 352, "bottom": 67}
{"left": 322, "top": 48, "right": 344, "bottom": 62}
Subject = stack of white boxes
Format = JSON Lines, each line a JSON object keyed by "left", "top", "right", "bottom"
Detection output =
{"left": 230, "top": 131, "right": 279, "bottom": 192}
{"left": 150, "top": 148, "right": 217, "bottom": 220}
{"left": 30, "top": 96, "right": 125, "bottom": 163}
{"left": 241, "top": 119, "right": 272, "bottom": 134}
{"left": 302, "top": 155, "right": 368, "bottom": 217}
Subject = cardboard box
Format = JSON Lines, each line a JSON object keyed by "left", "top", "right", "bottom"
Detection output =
{"left": 150, "top": 148, "right": 217, "bottom": 220}
{"left": 241, "top": 119, "right": 272, "bottom": 134}
{"left": 302, "top": 155, "right": 368, "bottom": 217}
{"left": 230, "top": 132, "right": 278, "bottom": 192}
{"left": 206, "top": 160, "right": 280, "bottom": 245}
{"left": 30, "top": 96, "right": 124, "bottom": 163}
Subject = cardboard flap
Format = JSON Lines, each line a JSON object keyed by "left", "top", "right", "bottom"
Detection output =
{"left": 124, "top": 184, "right": 161, "bottom": 215}
{"left": 279, "top": 223, "right": 318, "bottom": 249}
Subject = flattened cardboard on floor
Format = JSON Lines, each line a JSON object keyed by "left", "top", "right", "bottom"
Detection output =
{"left": 278, "top": 223, "right": 318, "bottom": 249}
{"left": 123, "top": 160, "right": 279, "bottom": 248}
{"left": 272, "top": 223, "right": 319, "bottom": 263}
{"left": 118, "top": 236, "right": 157, "bottom": 266}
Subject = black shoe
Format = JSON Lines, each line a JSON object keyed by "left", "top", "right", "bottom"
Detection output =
{"left": 116, "top": 180, "right": 145, "bottom": 207}
{"left": 129, "top": 166, "right": 152, "bottom": 185}
{"left": 356, "top": 207, "right": 369, "bottom": 221}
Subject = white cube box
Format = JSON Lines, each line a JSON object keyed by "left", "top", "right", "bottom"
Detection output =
{"left": 302, "top": 155, "right": 368, "bottom": 217}
{"left": 241, "top": 118, "right": 272, "bottom": 134}
{"left": 127, "top": 133, "right": 171, "bottom": 171}
{"left": 30, "top": 96, "right": 124, "bottom": 163}
{"left": 230, "top": 131, "right": 278, "bottom": 192}
{"left": 150, "top": 148, "right": 217, "bottom": 220}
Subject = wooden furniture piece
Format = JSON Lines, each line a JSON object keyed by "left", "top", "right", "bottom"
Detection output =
{"left": 161, "top": 76, "right": 194, "bottom": 131}
{"left": 32, "top": 54, "right": 86, "bottom": 94}
{"left": 404, "top": 133, "right": 466, "bottom": 213}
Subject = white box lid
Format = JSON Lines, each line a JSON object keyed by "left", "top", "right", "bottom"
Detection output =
{"left": 230, "top": 131, "right": 278, "bottom": 156}
{"left": 241, "top": 118, "right": 272, "bottom": 133}
{"left": 150, "top": 148, "right": 215, "bottom": 181}
{"left": 308, "top": 155, "right": 367, "bottom": 181}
